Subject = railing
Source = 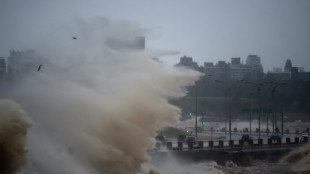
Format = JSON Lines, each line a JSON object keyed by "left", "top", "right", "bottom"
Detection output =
{"left": 155, "top": 137, "right": 307, "bottom": 151}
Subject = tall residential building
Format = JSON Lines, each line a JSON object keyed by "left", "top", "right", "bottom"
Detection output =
{"left": 246, "top": 55, "right": 264, "bottom": 81}
{"left": 0, "top": 57, "right": 6, "bottom": 77}
{"left": 230, "top": 57, "right": 252, "bottom": 80}
{"left": 204, "top": 62, "right": 214, "bottom": 67}
{"left": 231, "top": 57, "right": 241, "bottom": 65}
{"left": 175, "top": 55, "right": 199, "bottom": 70}
{"left": 217, "top": 61, "right": 227, "bottom": 67}
{"left": 230, "top": 65, "right": 252, "bottom": 80}
{"left": 203, "top": 60, "right": 230, "bottom": 80}
{"left": 284, "top": 59, "right": 292, "bottom": 73}
{"left": 246, "top": 55, "right": 262, "bottom": 68}
{"left": 8, "top": 50, "right": 43, "bottom": 75}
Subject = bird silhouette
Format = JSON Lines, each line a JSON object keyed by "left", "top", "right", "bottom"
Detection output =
{"left": 37, "top": 65, "right": 42, "bottom": 72}
{"left": 72, "top": 37, "right": 77, "bottom": 40}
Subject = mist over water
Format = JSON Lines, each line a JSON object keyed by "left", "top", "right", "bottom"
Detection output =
{"left": 281, "top": 144, "right": 310, "bottom": 172}
{"left": 145, "top": 153, "right": 223, "bottom": 174}
{"left": 0, "top": 18, "right": 200, "bottom": 174}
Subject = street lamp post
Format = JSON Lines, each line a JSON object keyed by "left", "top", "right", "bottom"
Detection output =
{"left": 267, "top": 113, "right": 269, "bottom": 135}
{"left": 224, "top": 91, "right": 228, "bottom": 135}
{"left": 263, "top": 90, "right": 270, "bottom": 136}
{"left": 201, "top": 101, "right": 205, "bottom": 129}
{"left": 216, "top": 87, "right": 228, "bottom": 134}
{"left": 249, "top": 92, "right": 253, "bottom": 135}
{"left": 272, "top": 87, "right": 276, "bottom": 132}
{"left": 195, "top": 81, "right": 198, "bottom": 138}
{"left": 281, "top": 108, "right": 284, "bottom": 136}
{"left": 215, "top": 79, "right": 244, "bottom": 140}
{"left": 271, "top": 82, "right": 287, "bottom": 135}
{"left": 228, "top": 87, "right": 232, "bottom": 140}
{"left": 245, "top": 81, "right": 270, "bottom": 139}
{"left": 258, "top": 87, "right": 262, "bottom": 139}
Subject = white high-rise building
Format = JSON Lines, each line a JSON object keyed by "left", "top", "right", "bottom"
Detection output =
{"left": 246, "top": 55, "right": 264, "bottom": 81}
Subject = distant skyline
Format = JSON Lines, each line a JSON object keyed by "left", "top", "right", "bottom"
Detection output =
{"left": 1, "top": 0, "right": 310, "bottom": 72}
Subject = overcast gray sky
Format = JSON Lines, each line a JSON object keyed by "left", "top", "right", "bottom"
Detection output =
{"left": 1, "top": 0, "right": 310, "bottom": 72}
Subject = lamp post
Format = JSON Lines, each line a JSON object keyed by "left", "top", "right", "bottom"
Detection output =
{"left": 201, "top": 101, "right": 205, "bottom": 129}
{"left": 257, "top": 87, "right": 262, "bottom": 139}
{"left": 224, "top": 91, "right": 228, "bottom": 135}
{"left": 245, "top": 81, "right": 271, "bottom": 139}
{"left": 215, "top": 79, "right": 244, "bottom": 140}
{"left": 262, "top": 90, "right": 270, "bottom": 136}
{"left": 195, "top": 81, "right": 198, "bottom": 138}
{"left": 271, "top": 82, "right": 287, "bottom": 134}
{"left": 249, "top": 92, "right": 253, "bottom": 135}
{"left": 215, "top": 87, "right": 228, "bottom": 134}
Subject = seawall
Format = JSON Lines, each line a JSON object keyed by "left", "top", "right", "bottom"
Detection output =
{"left": 149, "top": 145, "right": 301, "bottom": 166}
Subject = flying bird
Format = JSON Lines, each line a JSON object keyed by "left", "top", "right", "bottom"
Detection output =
{"left": 72, "top": 37, "right": 77, "bottom": 40}
{"left": 37, "top": 65, "right": 42, "bottom": 72}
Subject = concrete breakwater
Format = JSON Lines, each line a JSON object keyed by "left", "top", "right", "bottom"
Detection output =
{"left": 149, "top": 146, "right": 300, "bottom": 166}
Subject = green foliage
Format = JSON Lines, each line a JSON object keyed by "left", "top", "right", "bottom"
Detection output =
{"left": 171, "top": 78, "right": 310, "bottom": 121}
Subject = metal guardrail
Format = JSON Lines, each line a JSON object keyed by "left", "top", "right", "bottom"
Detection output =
{"left": 155, "top": 137, "right": 308, "bottom": 151}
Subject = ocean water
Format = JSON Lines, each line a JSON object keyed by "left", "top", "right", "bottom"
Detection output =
{"left": 147, "top": 144, "right": 310, "bottom": 174}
